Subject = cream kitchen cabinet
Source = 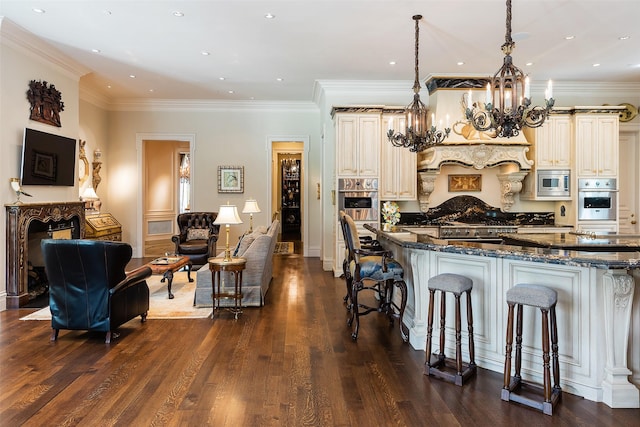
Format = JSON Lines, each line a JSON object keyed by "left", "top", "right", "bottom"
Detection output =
{"left": 576, "top": 222, "right": 618, "bottom": 234}
{"left": 524, "top": 114, "right": 572, "bottom": 169}
{"left": 521, "top": 113, "right": 573, "bottom": 200}
{"left": 380, "top": 115, "right": 416, "bottom": 200}
{"left": 335, "top": 113, "right": 380, "bottom": 177}
{"left": 575, "top": 114, "right": 619, "bottom": 178}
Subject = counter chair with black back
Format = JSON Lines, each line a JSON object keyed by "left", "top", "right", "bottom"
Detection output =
{"left": 171, "top": 212, "right": 220, "bottom": 267}
{"left": 338, "top": 210, "right": 384, "bottom": 310}
{"left": 41, "top": 239, "right": 152, "bottom": 344}
{"left": 341, "top": 212, "right": 408, "bottom": 342}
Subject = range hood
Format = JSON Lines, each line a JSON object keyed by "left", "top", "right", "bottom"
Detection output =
{"left": 417, "top": 143, "right": 532, "bottom": 213}
{"left": 414, "top": 76, "right": 535, "bottom": 213}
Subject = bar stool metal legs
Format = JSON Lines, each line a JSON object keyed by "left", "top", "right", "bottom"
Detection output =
{"left": 502, "top": 283, "right": 562, "bottom": 416}
{"left": 425, "top": 273, "right": 476, "bottom": 386}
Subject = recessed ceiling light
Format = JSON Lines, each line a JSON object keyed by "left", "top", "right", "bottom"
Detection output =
{"left": 565, "top": 35, "right": 575, "bottom": 40}
{"left": 228, "top": 90, "right": 234, "bottom": 94}
{"left": 457, "top": 61, "right": 464, "bottom": 66}
{"left": 389, "top": 61, "right": 397, "bottom": 66}
{"left": 107, "top": 85, "right": 112, "bottom": 89}
{"left": 525, "top": 62, "right": 533, "bottom": 66}
{"left": 129, "top": 74, "right": 136, "bottom": 78}
{"left": 173, "top": 11, "right": 184, "bottom": 17}
{"left": 32, "top": 8, "right": 45, "bottom": 13}
{"left": 619, "top": 36, "right": 631, "bottom": 41}
{"left": 276, "top": 78, "right": 284, "bottom": 82}
{"left": 149, "top": 89, "right": 154, "bottom": 92}
{"left": 219, "top": 77, "right": 226, "bottom": 81}
{"left": 201, "top": 51, "right": 210, "bottom": 56}
{"left": 264, "top": 13, "right": 276, "bottom": 19}
{"left": 91, "top": 49, "right": 101, "bottom": 53}
{"left": 592, "top": 63, "right": 601, "bottom": 67}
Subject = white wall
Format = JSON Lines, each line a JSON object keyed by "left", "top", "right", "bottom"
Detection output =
{"left": 79, "top": 98, "right": 110, "bottom": 206}
{"left": 105, "top": 106, "right": 321, "bottom": 257}
{"left": 0, "top": 19, "right": 85, "bottom": 310}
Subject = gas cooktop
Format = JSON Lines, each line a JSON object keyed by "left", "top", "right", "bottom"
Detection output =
{"left": 439, "top": 222, "right": 518, "bottom": 239}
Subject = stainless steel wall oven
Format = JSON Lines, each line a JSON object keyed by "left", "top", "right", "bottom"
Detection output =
{"left": 338, "top": 178, "right": 378, "bottom": 221}
{"left": 578, "top": 178, "right": 617, "bottom": 221}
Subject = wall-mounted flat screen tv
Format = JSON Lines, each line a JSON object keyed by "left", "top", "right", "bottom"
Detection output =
{"left": 21, "top": 128, "right": 76, "bottom": 186}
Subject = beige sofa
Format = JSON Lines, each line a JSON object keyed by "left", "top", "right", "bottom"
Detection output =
{"left": 194, "top": 219, "right": 280, "bottom": 307}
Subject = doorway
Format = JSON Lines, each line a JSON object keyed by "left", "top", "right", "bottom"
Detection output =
{"left": 271, "top": 140, "right": 305, "bottom": 255}
{"left": 619, "top": 128, "right": 640, "bottom": 234}
{"left": 135, "top": 133, "right": 195, "bottom": 259}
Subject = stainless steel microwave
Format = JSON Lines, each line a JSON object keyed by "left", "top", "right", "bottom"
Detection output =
{"left": 537, "top": 170, "right": 570, "bottom": 197}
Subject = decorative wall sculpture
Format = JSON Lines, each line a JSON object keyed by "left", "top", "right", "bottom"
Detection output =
{"left": 26, "top": 80, "right": 65, "bottom": 127}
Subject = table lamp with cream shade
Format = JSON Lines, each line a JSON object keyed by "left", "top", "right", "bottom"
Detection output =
{"left": 213, "top": 203, "right": 243, "bottom": 262}
{"left": 242, "top": 198, "right": 261, "bottom": 232}
{"left": 81, "top": 186, "right": 100, "bottom": 214}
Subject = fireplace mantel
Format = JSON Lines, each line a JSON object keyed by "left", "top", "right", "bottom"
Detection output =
{"left": 5, "top": 201, "right": 84, "bottom": 308}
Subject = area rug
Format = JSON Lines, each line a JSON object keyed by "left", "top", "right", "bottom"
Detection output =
{"left": 19, "top": 271, "right": 212, "bottom": 321}
{"left": 274, "top": 241, "right": 294, "bottom": 255}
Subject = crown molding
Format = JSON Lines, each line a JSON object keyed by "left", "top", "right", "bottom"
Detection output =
{"left": 107, "top": 98, "right": 318, "bottom": 113}
{"left": 79, "top": 86, "right": 110, "bottom": 110}
{"left": 0, "top": 17, "right": 90, "bottom": 79}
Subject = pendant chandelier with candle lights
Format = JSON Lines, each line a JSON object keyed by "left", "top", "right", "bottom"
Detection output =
{"left": 387, "top": 15, "right": 450, "bottom": 152}
{"left": 464, "top": 0, "right": 554, "bottom": 138}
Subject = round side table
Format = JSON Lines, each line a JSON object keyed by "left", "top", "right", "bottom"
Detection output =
{"left": 208, "top": 256, "right": 246, "bottom": 319}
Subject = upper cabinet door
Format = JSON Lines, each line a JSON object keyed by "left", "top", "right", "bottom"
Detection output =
{"left": 335, "top": 114, "right": 380, "bottom": 177}
{"left": 575, "top": 114, "right": 619, "bottom": 178}
{"left": 380, "top": 115, "right": 416, "bottom": 200}
{"left": 356, "top": 116, "right": 380, "bottom": 177}
{"left": 336, "top": 115, "right": 358, "bottom": 176}
{"left": 529, "top": 115, "right": 572, "bottom": 169}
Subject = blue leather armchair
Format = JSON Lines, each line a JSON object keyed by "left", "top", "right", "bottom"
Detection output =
{"left": 41, "top": 239, "right": 152, "bottom": 344}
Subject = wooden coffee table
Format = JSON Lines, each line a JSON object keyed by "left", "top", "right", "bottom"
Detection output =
{"left": 147, "top": 256, "right": 193, "bottom": 299}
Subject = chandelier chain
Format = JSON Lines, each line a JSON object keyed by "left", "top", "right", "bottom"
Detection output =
{"left": 387, "top": 14, "right": 450, "bottom": 152}
{"left": 413, "top": 15, "right": 421, "bottom": 94}
{"left": 505, "top": 0, "right": 512, "bottom": 44}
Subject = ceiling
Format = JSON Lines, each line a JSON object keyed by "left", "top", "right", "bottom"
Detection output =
{"left": 1, "top": 1, "right": 639, "bottom": 103}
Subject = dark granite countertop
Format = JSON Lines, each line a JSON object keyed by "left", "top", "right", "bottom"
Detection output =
{"left": 365, "top": 224, "right": 640, "bottom": 270}
{"left": 500, "top": 232, "right": 640, "bottom": 251}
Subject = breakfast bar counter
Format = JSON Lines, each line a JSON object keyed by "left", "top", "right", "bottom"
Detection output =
{"left": 501, "top": 232, "right": 640, "bottom": 252}
{"left": 365, "top": 225, "right": 640, "bottom": 408}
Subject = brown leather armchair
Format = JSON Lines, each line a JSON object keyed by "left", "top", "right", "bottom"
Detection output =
{"left": 171, "top": 212, "right": 220, "bottom": 266}
{"left": 41, "top": 239, "right": 152, "bottom": 344}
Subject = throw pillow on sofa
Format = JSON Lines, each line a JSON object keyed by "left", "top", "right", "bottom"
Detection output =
{"left": 187, "top": 228, "right": 209, "bottom": 241}
{"left": 233, "top": 227, "right": 267, "bottom": 257}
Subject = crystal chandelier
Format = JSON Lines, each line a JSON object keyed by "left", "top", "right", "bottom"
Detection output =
{"left": 388, "top": 15, "right": 450, "bottom": 152}
{"left": 464, "top": 0, "right": 554, "bottom": 138}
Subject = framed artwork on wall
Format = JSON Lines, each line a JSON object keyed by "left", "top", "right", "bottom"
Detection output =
{"left": 448, "top": 174, "right": 481, "bottom": 192}
{"left": 218, "top": 166, "right": 244, "bottom": 193}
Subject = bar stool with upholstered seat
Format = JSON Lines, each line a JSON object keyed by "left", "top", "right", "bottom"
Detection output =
{"left": 502, "top": 283, "right": 562, "bottom": 416}
{"left": 425, "top": 273, "right": 476, "bottom": 386}
{"left": 341, "top": 212, "right": 408, "bottom": 342}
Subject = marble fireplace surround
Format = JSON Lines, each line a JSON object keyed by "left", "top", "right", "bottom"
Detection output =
{"left": 5, "top": 202, "right": 84, "bottom": 308}
{"left": 417, "top": 142, "right": 533, "bottom": 212}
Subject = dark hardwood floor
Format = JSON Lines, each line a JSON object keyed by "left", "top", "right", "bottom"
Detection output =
{"left": 1, "top": 254, "right": 638, "bottom": 426}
